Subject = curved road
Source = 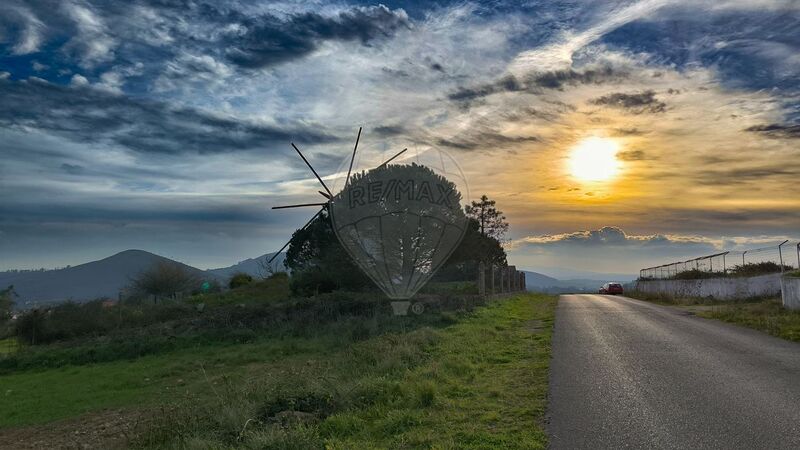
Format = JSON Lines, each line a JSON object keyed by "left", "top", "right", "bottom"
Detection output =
{"left": 547, "top": 294, "right": 800, "bottom": 449}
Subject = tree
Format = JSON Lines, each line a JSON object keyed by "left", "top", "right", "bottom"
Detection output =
{"left": 465, "top": 195, "right": 509, "bottom": 240}
{"left": 229, "top": 272, "right": 253, "bottom": 289}
{"left": 284, "top": 208, "right": 372, "bottom": 296}
{"left": 129, "top": 261, "right": 200, "bottom": 301}
{"left": 0, "top": 285, "right": 16, "bottom": 320}
{"left": 434, "top": 218, "right": 508, "bottom": 281}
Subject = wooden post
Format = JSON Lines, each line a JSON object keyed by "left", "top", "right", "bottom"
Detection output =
{"left": 490, "top": 265, "right": 495, "bottom": 295}
{"left": 499, "top": 269, "right": 505, "bottom": 293}
{"left": 478, "top": 261, "right": 486, "bottom": 297}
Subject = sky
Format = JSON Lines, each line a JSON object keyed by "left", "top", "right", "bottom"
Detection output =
{"left": 0, "top": 0, "right": 798, "bottom": 274}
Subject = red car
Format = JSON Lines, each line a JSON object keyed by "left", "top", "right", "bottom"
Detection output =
{"left": 599, "top": 282, "right": 623, "bottom": 295}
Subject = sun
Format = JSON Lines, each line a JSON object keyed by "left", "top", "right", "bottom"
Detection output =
{"left": 567, "top": 137, "right": 621, "bottom": 182}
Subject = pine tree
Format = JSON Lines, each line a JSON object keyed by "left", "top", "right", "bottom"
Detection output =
{"left": 464, "top": 195, "right": 509, "bottom": 240}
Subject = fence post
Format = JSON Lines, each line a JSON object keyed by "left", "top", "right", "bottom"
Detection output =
{"left": 796, "top": 243, "right": 799, "bottom": 269}
{"left": 478, "top": 261, "right": 486, "bottom": 297}
{"left": 490, "top": 265, "right": 495, "bottom": 295}
{"left": 509, "top": 266, "right": 516, "bottom": 291}
{"left": 779, "top": 240, "right": 788, "bottom": 273}
{"left": 499, "top": 268, "right": 505, "bottom": 293}
{"left": 742, "top": 251, "right": 746, "bottom": 266}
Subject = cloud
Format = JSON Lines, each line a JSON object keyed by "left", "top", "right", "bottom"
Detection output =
{"left": 590, "top": 90, "right": 666, "bottom": 113}
{"left": 744, "top": 123, "right": 800, "bottom": 138}
{"left": 448, "top": 66, "right": 624, "bottom": 103}
{"left": 617, "top": 149, "right": 650, "bottom": 161}
{"left": 436, "top": 131, "right": 538, "bottom": 151}
{"left": 62, "top": 1, "right": 117, "bottom": 67}
{"left": 60, "top": 163, "right": 84, "bottom": 175}
{"left": 224, "top": 5, "right": 411, "bottom": 69}
{"left": 372, "top": 125, "right": 406, "bottom": 137}
{"left": 611, "top": 127, "right": 648, "bottom": 136}
{"left": 3, "top": 5, "right": 46, "bottom": 54}
{"left": 0, "top": 77, "right": 336, "bottom": 155}
{"left": 511, "top": 226, "right": 716, "bottom": 248}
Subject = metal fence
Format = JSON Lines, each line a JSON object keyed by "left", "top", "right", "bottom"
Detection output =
{"left": 640, "top": 240, "right": 800, "bottom": 280}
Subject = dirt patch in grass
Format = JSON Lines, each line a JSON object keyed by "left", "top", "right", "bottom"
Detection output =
{"left": 0, "top": 408, "right": 146, "bottom": 450}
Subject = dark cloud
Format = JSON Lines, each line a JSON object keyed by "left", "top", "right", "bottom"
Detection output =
{"left": 744, "top": 123, "right": 800, "bottom": 139}
{"left": 225, "top": 6, "right": 410, "bottom": 69}
{"left": 448, "top": 66, "right": 624, "bottom": 103}
{"left": 372, "top": 125, "right": 407, "bottom": 137}
{"left": 436, "top": 132, "right": 538, "bottom": 151}
{"left": 600, "top": 11, "right": 800, "bottom": 91}
{"left": 590, "top": 90, "right": 666, "bottom": 114}
{"left": 514, "top": 226, "right": 717, "bottom": 251}
{"left": 0, "top": 77, "right": 336, "bottom": 154}
{"left": 694, "top": 164, "right": 800, "bottom": 185}
{"left": 60, "top": 163, "right": 84, "bottom": 175}
{"left": 611, "top": 127, "right": 648, "bottom": 136}
{"left": 617, "top": 150, "right": 649, "bottom": 161}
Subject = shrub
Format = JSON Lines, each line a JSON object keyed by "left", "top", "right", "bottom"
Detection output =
{"left": 229, "top": 272, "right": 254, "bottom": 289}
{"left": 730, "top": 262, "right": 793, "bottom": 277}
{"left": 128, "top": 261, "right": 202, "bottom": 300}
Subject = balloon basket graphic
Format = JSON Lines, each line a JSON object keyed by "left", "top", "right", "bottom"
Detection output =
{"left": 269, "top": 127, "right": 469, "bottom": 299}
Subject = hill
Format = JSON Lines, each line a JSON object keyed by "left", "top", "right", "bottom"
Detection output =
{"left": 206, "top": 252, "right": 286, "bottom": 279}
{"left": 0, "top": 250, "right": 217, "bottom": 307}
{"left": 522, "top": 270, "right": 621, "bottom": 294}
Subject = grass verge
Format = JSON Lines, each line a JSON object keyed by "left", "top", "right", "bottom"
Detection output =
{"left": 627, "top": 291, "right": 800, "bottom": 343}
{"left": 135, "top": 293, "right": 556, "bottom": 449}
{"left": 692, "top": 299, "right": 800, "bottom": 342}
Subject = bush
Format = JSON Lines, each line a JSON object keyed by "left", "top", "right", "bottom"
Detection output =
{"left": 13, "top": 300, "right": 194, "bottom": 346}
{"left": 651, "top": 262, "right": 795, "bottom": 281}
{"left": 729, "top": 262, "right": 793, "bottom": 277}
{"left": 229, "top": 272, "right": 254, "bottom": 289}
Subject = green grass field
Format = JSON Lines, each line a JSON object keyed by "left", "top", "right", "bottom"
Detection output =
{"left": 1, "top": 293, "right": 556, "bottom": 449}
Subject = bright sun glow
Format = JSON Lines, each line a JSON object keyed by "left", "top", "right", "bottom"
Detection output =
{"left": 567, "top": 137, "right": 621, "bottom": 182}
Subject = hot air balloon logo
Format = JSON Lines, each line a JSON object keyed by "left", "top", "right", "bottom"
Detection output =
{"left": 269, "top": 128, "right": 469, "bottom": 299}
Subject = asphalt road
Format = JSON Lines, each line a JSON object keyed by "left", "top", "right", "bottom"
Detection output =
{"left": 547, "top": 294, "right": 800, "bottom": 450}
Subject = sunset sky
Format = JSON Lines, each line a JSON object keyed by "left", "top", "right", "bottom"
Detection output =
{"left": 1, "top": 0, "right": 798, "bottom": 274}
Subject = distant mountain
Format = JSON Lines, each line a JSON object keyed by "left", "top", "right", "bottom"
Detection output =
{"left": 206, "top": 252, "right": 287, "bottom": 279}
{"left": 0, "top": 250, "right": 218, "bottom": 307}
{"left": 523, "top": 270, "right": 560, "bottom": 288}
{"left": 522, "top": 270, "right": 613, "bottom": 294}
{"left": 522, "top": 266, "right": 636, "bottom": 283}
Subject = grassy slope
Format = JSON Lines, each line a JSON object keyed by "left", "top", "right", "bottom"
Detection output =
{"left": 692, "top": 300, "right": 800, "bottom": 342}
{"left": 325, "top": 293, "right": 555, "bottom": 449}
{"left": 1, "top": 292, "right": 557, "bottom": 450}
{"left": 135, "top": 293, "right": 556, "bottom": 449}
{"left": 627, "top": 291, "right": 800, "bottom": 343}
{"left": 0, "top": 336, "right": 335, "bottom": 427}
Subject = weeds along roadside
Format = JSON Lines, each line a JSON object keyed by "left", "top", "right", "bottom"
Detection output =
{"left": 133, "top": 294, "right": 556, "bottom": 450}
{"left": 1, "top": 287, "right": 487, "bottom": 373}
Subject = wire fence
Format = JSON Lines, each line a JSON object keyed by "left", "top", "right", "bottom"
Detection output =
{"left": 640, "top": 240, "right": 800, "bottom": 280}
